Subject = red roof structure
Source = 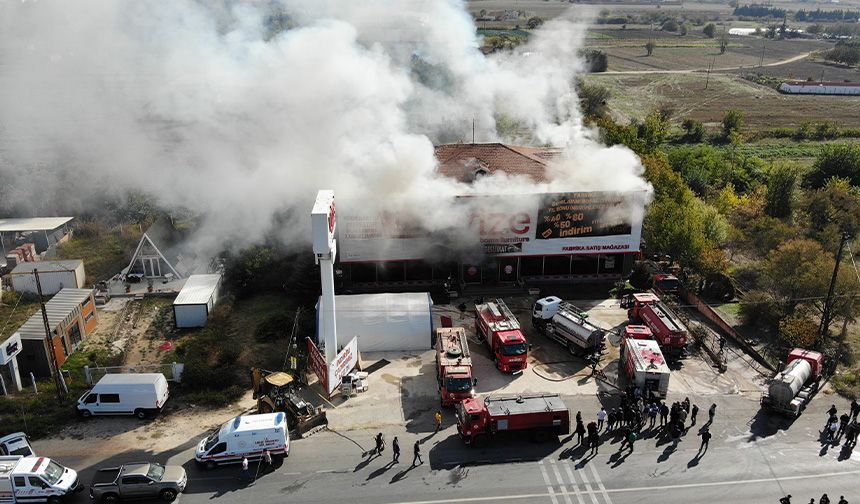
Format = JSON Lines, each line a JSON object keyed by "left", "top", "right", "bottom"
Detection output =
{"left": 434, "top": 143, "right": 560, "bottom": 183}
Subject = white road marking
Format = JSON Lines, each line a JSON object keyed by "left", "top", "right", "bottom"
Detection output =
{"left": 549, "top": 460, "right": 573, "bottom": 504}
{"left": 315, "top": 469, "right": 336, "bottom": 473}
{"left": 587, "top": 463, "right": 613, "bottom": 504}
{"left": 562, "top": 462, "right": 586, "bottom": 504}
{"left": 384, "top": 468, "right": 860, "bottom": 504}
{"left": 538, "top": 461, "right": 560, "bottom": 504}
{"left": 574, "top": 464, "right": 600, "bottom": 504}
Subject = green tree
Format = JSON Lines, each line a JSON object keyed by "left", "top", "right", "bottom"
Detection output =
{"left": 578, "top": 81, "right": 611, "bottom": 119}
{"left": 681, "top": 118, "right": 705, "bottom": 143}
{"left": 778, "top": 310, "right": 820, "bottom": 348}
{"left": 679, "top": 24, "right": 688, "bottom": 36}
{"left": 804, "top": 143, "right": 860, "bottom": 188}
{"left": 764, "top": 163, "right": 799, "bottom": 219}
{"left": 762, "top": 238, "right": 832, "bottom": 314}
{"left": 637, "top": 109, "right": 669, "bottom": 153}
{"left": 719, "top": 33, "right": 729, "bottom": 54}
{"left": 583, "top": 49, "right": 608, "bottom": 72}
{"left": 645, "top": 40, "right": 656, "bottom": 56}
{"left": 527, "top": 16, "right": 544, "bottom": 29}
{"left": 803, "top": 177, "right": 860, "bottom": 246}
{"left": 722, "top": 109, "right": 744, "bottom": 139}
{"left": 703, "top": 23, "right": 717, "bottom": 38}
{"left": 662, "top": 19, "right": 679, "bottom": 32}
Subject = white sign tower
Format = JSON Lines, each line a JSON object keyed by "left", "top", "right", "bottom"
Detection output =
{"left": 311, "top": 190, "right": 338, "bottom": 367}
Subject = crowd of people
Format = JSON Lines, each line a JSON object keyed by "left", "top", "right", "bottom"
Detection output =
{"left": 572, "top": 387, "right": 716, "bottom": 457}
{"left": 821, "top": 400, "right": 860, "bottom": 446}
{"left": 781, "top": 494, "right": 849, "bottom": 504}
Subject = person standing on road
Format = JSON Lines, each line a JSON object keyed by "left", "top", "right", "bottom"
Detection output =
{"left": 820, "top": 494, "right": 831, "bottom": 504}
{"left": 691, "top": 404, "right": 699, "bottom": 426}
{"left": 838, "top": 413, "right": 850, "bottom": 438}
{"left": 412, "top": 440, "right": 423, "bottom": 466}
{"left": 576, "top": 411, "right": 582, "bottom": 424}
{"left": 648, "top": 403, "right": 657, "bottom": 428}
{"left": 708, "top": 403, "right": 717, "bottom": 424}
{"left": 589, "top": 430, "right": 600, "bottom": 454}
{"left": 779, "top": 495, "right": 792, "bottom": 504}
{"left": 698, "top": 427, "right": 712, "bottom": 453}
{"left": 375, "top": 433, "right": 385, "bottom": 454}
{"left": 435, "top": 410, "right": 443, "bottom": 432}
{"left": 241, "top": 457, "right": 251, "bottom": 483}
{"left": 575, "top": 419, "right": 586, "bottom": 446}
{"left": 827, "top": 404, "right": 838, "bottom": 419}
{"left": 597, "top": 407, "right": 606, "bottom": 431}
{"left": 660, "top": 402, "right": 669, "bottom": 427}
{"left": 625, "top": 430, "right": 637, "bottom": 453}
{"left": 851, "top": 399, "right": 860, "bottom": 421}
{"left": 837, "top": 495, "right": 847, "bottom": 504}
{"left": 392, "top": 437, "right": 400, "bottom": 464}
{"left": 827, "top": 421, "right": 838, "bottom": 442}
{"left": 262, "top": 449, "right": 272, "bottom": 474}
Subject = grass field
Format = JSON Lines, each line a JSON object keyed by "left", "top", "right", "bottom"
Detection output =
{"left": 57, "top": 228, "right": 141, "bottom": 286}
{"left": 586, "top": 72, "right": 860, "bottom": 128}
{"left": 0, "top": 292, "right": 40, "bottom": 340}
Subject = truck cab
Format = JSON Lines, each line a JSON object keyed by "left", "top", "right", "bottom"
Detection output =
{"left": 475, "top": 299, "right": 529, "bottom": 373}
{"left": 0, "top": 433, "right": 35, "bottom": 457}
{"left": 455, "top": 398, "right": 487, "bottom": 444}
{"left": 0, "top": 455, "right": 81, "bottom": 503}
{"left": 532, "top": 296, "right": 562, "bottom": 323}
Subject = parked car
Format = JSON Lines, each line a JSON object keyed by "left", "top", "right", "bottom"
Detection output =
{"left": 90, "top": 461, "right": 186, "bottom": 503}
{"left": 0, "top": 432, "right": 35, "bottom": 457}
{"left": 77, "top": 373, "right": 169, "bottom": 419}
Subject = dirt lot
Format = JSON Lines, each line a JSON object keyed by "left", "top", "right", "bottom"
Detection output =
{"left": 321, "top": 294, "right": 764, "bottom": 432}
{"left": 587, "top": 72, "right": 860, "bottom": 128}
{"left": 84, "top": 296, "right": 178, "bottom": 367}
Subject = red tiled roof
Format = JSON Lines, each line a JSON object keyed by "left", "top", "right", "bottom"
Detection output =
{"left": 434, "top": 143, "right": 560, "bottom": 183}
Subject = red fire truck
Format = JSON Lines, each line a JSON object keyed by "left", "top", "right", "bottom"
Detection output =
{"left": 455, "top": 394, "right": 570, "bottom": 446}
{"left": 435, "top": 327, "right": 476, "bottom": 408}
{"left": 475, "top": 299, "right": 529, "bottom": 373}
{"left": 625, "top": 293, "right": 688, "bottom": 357}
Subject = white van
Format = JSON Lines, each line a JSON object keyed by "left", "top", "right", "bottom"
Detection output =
{"left": 195, "top": 413, "right": 289, "bottom": 470}
{"left": 76, "top": 373, "right": 169, "bottom": 419}
{"left": 0, "top": 455, "right": 82, "bottom": 503}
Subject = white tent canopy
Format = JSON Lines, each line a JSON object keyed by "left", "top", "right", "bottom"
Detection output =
{"left": 318, "top": 292, "right": 434, "bottom": 352}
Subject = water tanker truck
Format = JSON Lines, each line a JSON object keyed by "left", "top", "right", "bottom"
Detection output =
{"left": 532, "top": 296, "right": 606, "bottom": 356}
{"left": 760, "top": 348, "right": 824, "bottom": 417}
{"left": 455, "top": 394, "right": 570, "bottom": 446}
{"left": 475, "top": 299, "right": 529, "bottom": 373}
{"left": 623, "top": 293, "right": 688, "bottom": 358}
{"left": 435, "top": 327, "right": 476, "bottom": 408}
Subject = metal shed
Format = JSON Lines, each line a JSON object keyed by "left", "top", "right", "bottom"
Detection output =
{"left": 9, "top": 260, "right": 86, "bottom": 295}
{"left": 316, "top": 292, "right": 434, "bottom": 352}
{"left": 173, "top": 274, "right": 222, "bottom": 328}
{"left": 15, "top": 288, "right": 97, "bottom": 378}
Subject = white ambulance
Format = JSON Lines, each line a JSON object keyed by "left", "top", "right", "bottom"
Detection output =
{"left": 194, "top": 413, "right": 289, "bottom": 470}
{"left": 0, "top": 455, "right": 81, "bottom": 503}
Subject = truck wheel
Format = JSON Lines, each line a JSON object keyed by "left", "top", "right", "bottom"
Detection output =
{"left": 101, "top": 494, "right": 119, "bottom": 504}
{"left": 47, "top": 497, "right": 62, "bottom": 504}
{"left": 273, "top": 454, "right": 285, "bottom": 468}
{"left": 160, "top": 489, "right": 178, "bottom": 502}
{"left": 473, "top": 434, "right": 488, "bottom": 447}
{"left": 80, "top": 409, "right": 92, "bottom": 419}
{"left": 134, "top": 408, "right": 147, "bottom": 419}
{"left": 567, "top": 342, "right": 578, "bottom": 356}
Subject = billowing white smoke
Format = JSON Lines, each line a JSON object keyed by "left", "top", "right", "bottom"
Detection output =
{"left": 0, "top": 0, "right": 649, "bottom": 254}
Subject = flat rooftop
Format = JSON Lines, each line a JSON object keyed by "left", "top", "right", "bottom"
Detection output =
{"left": 0, "top": 217, "right": 74, "bottom": 232}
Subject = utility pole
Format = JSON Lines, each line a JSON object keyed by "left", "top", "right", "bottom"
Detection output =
{"left": 472, "top": 119, "right": 476, "bottom": 144}
{"left": 705, "top": 57, "right": 714, "bottom": 90}
{"left": 759, "top": 42, "right": 766, "bottom": 67}
{"left": 819, "top": 233, "right": 850, "bottom": 347}
{"left": 34, "top": 270, "right": 65, "bottom": 401}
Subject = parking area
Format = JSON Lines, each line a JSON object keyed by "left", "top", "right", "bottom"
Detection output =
{"left": 322, "top": 294, "right": 766, "bottom": 432}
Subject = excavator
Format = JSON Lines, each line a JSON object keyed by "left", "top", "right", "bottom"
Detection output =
{"left": 251, "top": 367, "right": 328, "bottom": 438}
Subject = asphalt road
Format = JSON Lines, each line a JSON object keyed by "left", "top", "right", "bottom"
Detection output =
{"left": 51, "top": 392, "right": 859, "bottom": 504}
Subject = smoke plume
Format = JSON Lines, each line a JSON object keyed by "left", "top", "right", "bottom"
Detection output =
{"left": 0, "top": 0, "right": 649, "bottom": 254}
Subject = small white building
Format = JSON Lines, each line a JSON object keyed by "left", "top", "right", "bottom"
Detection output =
{"left": 317, "top": 292, "right": 434, "bottom": 352}
{"left": 779, "top": 81, "right": 860, "bottom": 95}
{"left": 173, "top": 274, "right": 222, "bottom": 328}
{"left": 10, "top": 259, "right": 86, "bottom": 295}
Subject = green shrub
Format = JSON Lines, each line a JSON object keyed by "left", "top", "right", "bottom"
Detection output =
{"left": 254, "top": 313, "right": 292, "bottom": 341}
{"left": 178, "top": 385, "right": 244, "bottom": 407}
